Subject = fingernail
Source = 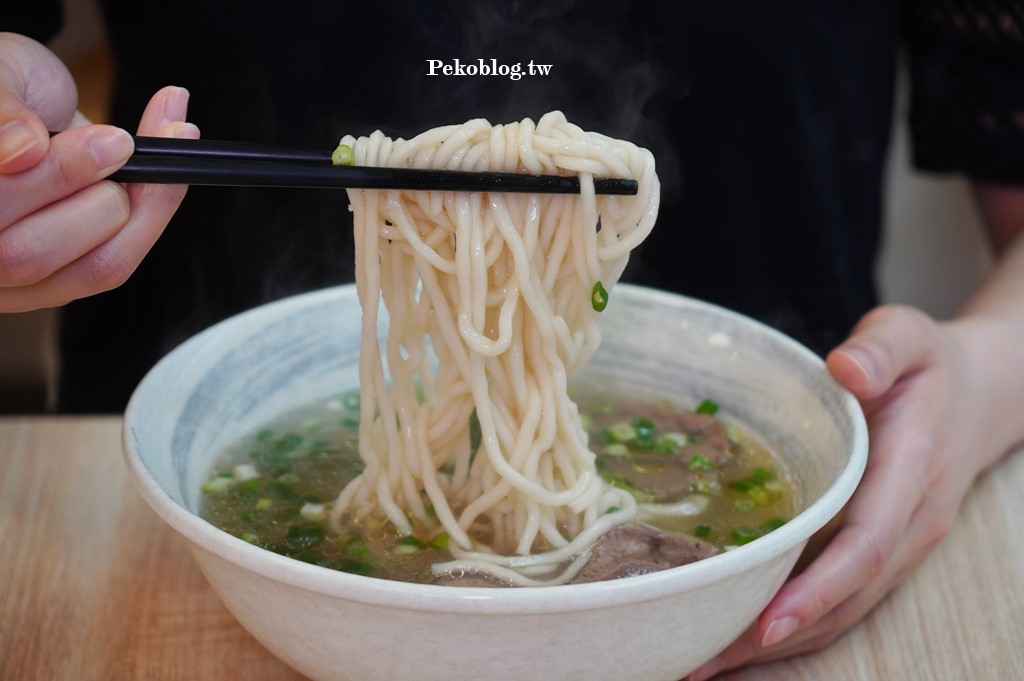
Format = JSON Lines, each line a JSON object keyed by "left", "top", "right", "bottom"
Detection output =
{"left": 89, "top": 128, "right": 134, "bottom": 171}
{"left": 689, "top": 655, "right": 725, "bottom": 681}
{"left": 164, "top": 86, "right": 190, "bottom": 122}
{"left": 167, "top": 121, "right": 201, "bottom": 139}
{"left": 839, "top": 346, "right": 875, "bottom": 383}
{"left": 761, "top": 615, "right": 800, "bottom": 647}
{"left": 0, "top": 119, "right": 43, "bottom": 166}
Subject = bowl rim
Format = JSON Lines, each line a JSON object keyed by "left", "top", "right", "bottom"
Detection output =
{"left": 123, "top": 283, "right": 868, "bottom": 615}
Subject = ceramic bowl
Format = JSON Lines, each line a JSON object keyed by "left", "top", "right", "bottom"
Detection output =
{"left": 123, "top": 283, "right": 867, "bottom": 681}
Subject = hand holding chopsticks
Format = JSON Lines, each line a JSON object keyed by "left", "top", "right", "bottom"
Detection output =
{"left": 0, "top": 83, "right": 198, "bottom": 313}
{"left": 109, "top": 135, "right": 639, "bottom": 195}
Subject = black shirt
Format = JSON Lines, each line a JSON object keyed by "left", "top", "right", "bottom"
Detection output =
{"left": 4, "top": 1, "right": 1021, "bottom": 412}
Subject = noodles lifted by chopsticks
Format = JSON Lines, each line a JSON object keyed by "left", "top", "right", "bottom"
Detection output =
{"left": 329, "top": 112, "right": 660, "bottom": 585}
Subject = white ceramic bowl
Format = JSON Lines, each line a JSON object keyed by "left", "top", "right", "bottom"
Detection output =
{"left": 123, "top": 283, "right": 867, "bottom": 681}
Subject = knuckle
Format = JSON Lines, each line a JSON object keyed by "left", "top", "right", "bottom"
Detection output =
{"left": 85, "top": 243, "right": 135, "bottom": 293}
{"left": 74, "top": 182, "right": 134, "bottom": 293}
{"left": 53, "top": 144, "right": 84, "bottom": 191}
{"left": 94, "top": 181, "right": 131, "bottom": 227}
{"left": 852, "top": 525, "right": 893, "bottom": 581}
{"left": 0, "top": 232, "right": 45, "bottom": 287}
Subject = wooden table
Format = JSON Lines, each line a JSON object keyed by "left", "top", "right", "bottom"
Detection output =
{"left": 1, "top": 416, "right": 1022, "bottom": 680}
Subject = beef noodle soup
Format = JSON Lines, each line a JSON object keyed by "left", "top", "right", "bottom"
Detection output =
{"left": 200, "top": 388, "right": 797, "bottom": 586}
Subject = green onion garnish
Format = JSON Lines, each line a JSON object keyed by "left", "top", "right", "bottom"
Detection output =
{"left": 632, "top": 417, "right": 655, "bottom": 438}
{"left": 607, "top": 422, "right": 637, "bottom": 443}
{"left": 733, "top": 499, "right": 756, "bottom": 512}
{"left": 695, "top": 399, "right": 719, "bottom": 415}
{"left": 731, "top": 527, "right": 760, "bottom": 545}
{"left": 332, "top": 143, "right": 355, "bottom": 166}
{"left": 687, "top": 454, "right": 714, "bottom": 471}
{"left": 591, "top": 281, "right": 609, "bottom": 312}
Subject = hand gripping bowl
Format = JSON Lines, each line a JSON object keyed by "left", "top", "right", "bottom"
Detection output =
{"left": 123, "top": 283, "right": 867, "bottom": 681}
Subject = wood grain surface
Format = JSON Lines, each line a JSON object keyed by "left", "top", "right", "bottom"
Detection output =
{"left": 1, "top": 416, "right": 1021, "bottom": 680}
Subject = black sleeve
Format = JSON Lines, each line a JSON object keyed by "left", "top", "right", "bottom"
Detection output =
{"left": 903, "top": 0, "right": 1024, "bottom": 184}
{"left": 0, "top": 1, "right": 64, "bottom": 43}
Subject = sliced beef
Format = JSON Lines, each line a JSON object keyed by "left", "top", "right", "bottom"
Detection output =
{"left": 600, "top": 454, "right": 706, "bottom": 502}
{"left": 572, "top": 523, "right": 718, "bottom": 584}
{"left": 598, "top": 411, "right": 731, "bottom": 503}
{"left": 662, "top": 412, "right": 731, "bottom": 464}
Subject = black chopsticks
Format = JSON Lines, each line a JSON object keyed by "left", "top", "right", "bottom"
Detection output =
{"left": 103, "top": 135, "right": 639, "bottom": 195}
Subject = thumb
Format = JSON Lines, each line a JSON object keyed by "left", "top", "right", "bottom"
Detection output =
{"left": 826, "top": 304, "right": 936, "bottom": 401}
{"left": 0, "top": 89, "right": 49, "bottom": 174}
{"left": 0, "top": 32, "right": 79, "bottom": 173}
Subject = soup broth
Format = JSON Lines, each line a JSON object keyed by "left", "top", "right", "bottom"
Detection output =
{"left": 200, "top": 390, "right": 797, "bottom": 585}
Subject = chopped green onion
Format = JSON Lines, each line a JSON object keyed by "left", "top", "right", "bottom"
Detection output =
{"left": 332, "top": 143, "right": 355, "bottom": 166}
{"left": 396, "top": 536, "right": 426, "bottom": 547}
{"left": 240, "top": 532, "right": 259, "bottom": 543}
{"left": 691, "top": 475, "right": 712, "bottom": 494}
{"left": 652, "top": 437, "right": 680, "bottom": 455}
{"left": 238, "top": 478, "right": 262, "bottom": 494}
{"left": 747, "top": 486, "right": 771, "bottom": 506}
{"left": 663, "top": 432, "right": 688, "bottom": 448}
{"left": 255, "top": 498, "right": 272, "bottom": 510}
{"left": 591, "top": 281, "right": 609, "bottom": 312}
{"left": 762, "top": 518, "right": 786, "bottom": 533}
{"left": 603, "top": 443, "right": 630, "bottom": 458}
{"left": 201, "top": 476, "right": 236, "bottom": 493}
{"left": 286, "top": 524, "right": 326, "bottom": 547}
{"left": 429, "top": 533, "right": 450, "bottom": 551}
{"left": 342, "top": 537, "right": 371, "bottom": 559}
{"left": 687, "top": 454, "right": 714, "bottom": 471}
{"left": 300, "top": 502, "right": 327, "bottom": 522}
{"left": 394, "top": 536, "right": 425, "bottom": 554}
{"left": 607, "top": 422, "right": 637, "bottom": 443}
{"left": 632, "top": 417, "right": 655, "bottom": 438}
{"left": 733, "top": 498, "right": 756, "bottom": 511}
{"left": 695, "top": 399, "right": 719, "bottom": 415}
{"left": 731, "top": 527, "right": 760, "bottom": 545}
{"left": 233, "top": 463, "right": 260, "bottom": 481}
{"left": 393, "top": 543, "right": 420, "bottom": 555}
{"left": 695, "top": 524, "right": 712, "bottom": 539}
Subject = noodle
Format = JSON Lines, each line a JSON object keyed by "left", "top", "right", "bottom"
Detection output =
{"left": 329, "top": 112, "right": 660, "bottom": 585}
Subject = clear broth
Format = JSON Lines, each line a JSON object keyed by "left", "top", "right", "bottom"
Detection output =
{"left": 199, "top": 390, "right": 797, "bottom": 584}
